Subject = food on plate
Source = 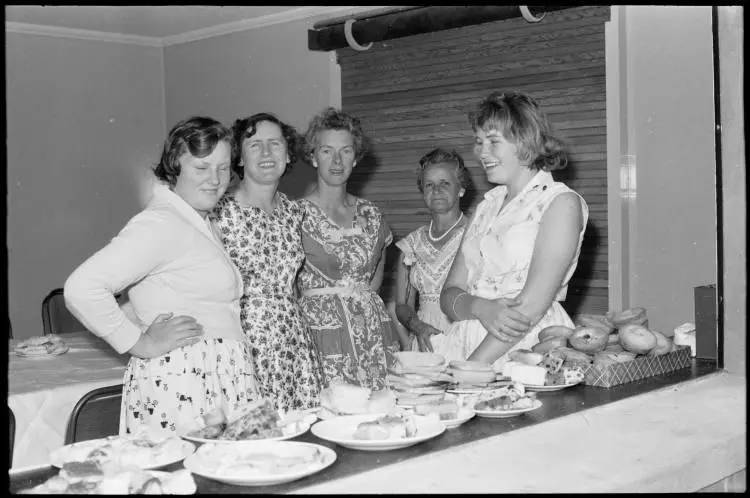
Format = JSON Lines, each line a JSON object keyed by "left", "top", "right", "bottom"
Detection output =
{"left": 14, "top": 334, "right": 69, "bottom": 357}
{"left": 185, "top": 399, "right": 309, "bottom": 441}
{"left": 353, "top": 414, "right": 418, "bottom": 440}
{"left": 51, "top": 433, "right": 189, "bottom": 470}
{"left": 414, "top": 399, "right": 461, "bottom": 420}
{"left": 537, "top": 325, "right": 575, "bottom": 342}
{"left": 575, "top": 314, "right": 615, "bottom": 334}
{"left": 188, "top": 442, "right": 326, "bottom": 477}
{"left": 530, "top": 337, "right": 567, "bottom": 354}
{"left": 568, "top": 326, "right": 609, "bottom": 354}
{"left": 618, "top": 324, "right": 657, "bottom": 354}
{"left": 20, "top": 468, "right": 196, "bottom": 495}
{"left": 393, "top": 351, "right": 446, "bottom": 368}
{"left": 607, "top": 307, "right": 648, "bottom": 328}
{"left": 507, "top": 364, "right": 547, "bottom": 386}
{"left": 319, "top": 380, "right": 397, "bottom": 417}
{"left": 474, "top": 383, "right": 536, "bottom": 412}
{"left": 648, "top": 329, "right": 673, "bottom": 356}
{"left": 508, "top": 349, "right": 544, "bottom": 366}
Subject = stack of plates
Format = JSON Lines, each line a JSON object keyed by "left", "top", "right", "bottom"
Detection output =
{"left": 387, "top": 352, "right": 452, "bottom": 406}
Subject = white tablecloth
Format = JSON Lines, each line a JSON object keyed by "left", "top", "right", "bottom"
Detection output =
{"left": 8, "top": 332, "right": 130, "bottom": 470}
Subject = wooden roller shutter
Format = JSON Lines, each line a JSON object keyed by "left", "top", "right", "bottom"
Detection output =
{"left": 338, "top": 6, "right": 611, "bottom": 317}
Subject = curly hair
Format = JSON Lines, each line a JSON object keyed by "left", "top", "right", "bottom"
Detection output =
{"left": 416, "top": 148, "right": 472, "bottom": 194}
{"left": 469, "top": 91, "right": 568, "bottom": 172}
{"left": 231, "top": 112, "right": 300, "bottom": 179}
{"left": 154, "top": 116, "right": 233, "bottom": 187}
{"left": 302, "top": 107, "right": 370, "bottom": 163}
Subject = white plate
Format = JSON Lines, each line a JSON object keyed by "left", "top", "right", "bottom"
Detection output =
{"left": 523, "top": 380, "right": 583, "bottom": 392}
{"left": 310, "top": 414, "right": 445, "bottom": 451}
{"left": 50, "top": 436, "right": 195, "bottom": 470}
{"left": 182, "top": 414, "right": 316, "bottom": 445}
{"left": 183, "top": 441, "right": 336, "bottom": 487}
{"left": 474, "top": 399, "right": 543, "bottom": 418}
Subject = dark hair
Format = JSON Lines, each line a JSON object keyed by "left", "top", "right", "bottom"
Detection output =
{"left": 302, "top": 107, "right": 370, "bottom": 163}
{"left": 231, "top": 112, "right": 300, "bottom": 179}
{"left": 416, "top": 148, "right": 472, "bottom": 194}
{"left": 154, "top": 116, "right": 233, "bottom": 187}
{"left": 469, "top": 91, "right": 568, "bottom": 171}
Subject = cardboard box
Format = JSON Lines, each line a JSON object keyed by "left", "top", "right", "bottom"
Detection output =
{"left": 583, "top": 345, "right": 692, "bottom": 388}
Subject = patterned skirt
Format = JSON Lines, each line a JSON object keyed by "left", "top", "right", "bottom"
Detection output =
{"left": 120, "top": 337, "right": 259, "bottom": 437}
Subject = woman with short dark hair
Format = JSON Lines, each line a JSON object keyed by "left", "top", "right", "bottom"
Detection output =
{"left": 65, "top": 116, "right": 259, "bottom": 436}
{"left": 212, "top": 112, "right": 323, "bottom": 412}
{"left": 438, "top": 91, "right": 589, "bottom": 368}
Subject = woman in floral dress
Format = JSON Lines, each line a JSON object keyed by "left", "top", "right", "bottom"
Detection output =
{"left": 393, "top": 148, "right": 471, "bottom": 353}
{"left": 212, "top": 112, "right": 323, "bottom": 412}
{"left": 297, "top": 107, "right": 400, "bottom": 390}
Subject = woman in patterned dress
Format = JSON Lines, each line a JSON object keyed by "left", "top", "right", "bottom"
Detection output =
{"left": 65, "top": 117, "right": 259, "bottom": 436}
{"left": 296, "top": 107, "right": 400, "bottom": 390}
{"left": 212, "top": 113, "right": 323, "bottom": 412}
{"left": 393, "top": 148, "right": 471, "bottom": 353}
{"left": 439, "top": 91, "right": 589, "bottom": 371}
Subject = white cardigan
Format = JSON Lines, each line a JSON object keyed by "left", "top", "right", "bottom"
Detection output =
{"left": 64, "top": 184, "right": 245, "bottom": 354}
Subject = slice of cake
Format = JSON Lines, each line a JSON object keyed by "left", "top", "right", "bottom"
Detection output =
{"left": 353, "top": 414, "right": 418, "bottom": 440}
{"left": 509, "top": 364, "right": 547, "bottom": 386}
{"left": 219, "top": 400, "right": 282, "bottom": 440}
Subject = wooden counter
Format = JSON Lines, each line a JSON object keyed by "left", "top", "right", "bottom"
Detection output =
{"left": 11, "top": 360, "right": 745, "bottom": 493}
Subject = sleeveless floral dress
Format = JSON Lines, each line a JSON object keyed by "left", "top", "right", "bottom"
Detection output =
{"left": 296, "top": 197, "right": 400, "bottom": 390}
{"left": 395, "top": 223, "right": 466, "bottom": 352}
{"left": 434, "top": 171, "right": 589, "bottom": 371}
{"left": 212, "top": 192, "right": 323, "bottom": 412}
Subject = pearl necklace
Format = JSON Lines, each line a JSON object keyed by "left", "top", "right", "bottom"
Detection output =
{"left": 428, "top": 213, "right": 464, "bottom": 242}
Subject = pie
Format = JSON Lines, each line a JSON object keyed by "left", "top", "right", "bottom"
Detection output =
{"left": 14, "top": 335, "right": 69, "bottom": 357}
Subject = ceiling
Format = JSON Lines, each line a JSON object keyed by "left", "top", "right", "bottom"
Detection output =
{"left": 4, "top": 5, "right": 385, "bottom": 40}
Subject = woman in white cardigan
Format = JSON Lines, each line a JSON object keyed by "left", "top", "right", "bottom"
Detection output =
{"left": 65, "top": 116, "right": 259, "bottom": 436}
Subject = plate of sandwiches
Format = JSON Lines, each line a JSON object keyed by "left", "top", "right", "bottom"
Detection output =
{"left": 311, "top": 412, "right": 446, "bottom": 451}
{"left": 183, "top": 440, "right": 336, "bottom": 487}
{"left": 19, "top": 468, "right": 196, "bottom": 495}
{"left": 473, "top": 383, "right": 543, "bottom": 419}
{"left": 14, "top": 335, "right": 69, "bottom": 358}
{"left": 388, "top": 352, "right": 453, "bottom": 406}
{"left": 50, "top": 433, "right": 195, "bottom": 472}
{"left": 182, "top": 400, "right": 317, "bottom": 444}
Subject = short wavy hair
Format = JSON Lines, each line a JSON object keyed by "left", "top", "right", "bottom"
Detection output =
{"left": 469, "top": 91, "right": 568, "bottom": 171}
{"left": 302, "top": 107, "right": 370, "bottom": 163}
{"left": 231, "top": 112, "right": 300, "bottom": 179}
{"left": 416, "top": 148, "right": 472, "bottom": 194}
{"left": 154, "top": 116, "right": 233, "bottom": 187}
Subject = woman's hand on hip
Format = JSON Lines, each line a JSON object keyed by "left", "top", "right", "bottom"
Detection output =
{"left": 473, "top": 297, "right": 531, "bottom": 343}
{"left": 136, "top": 313, "right": 205, "bottom": 358}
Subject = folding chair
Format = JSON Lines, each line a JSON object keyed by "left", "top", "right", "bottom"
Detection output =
{"left": 41, "top": 288, "right": 87, "bottom": 336}
{"left": 9, "top": 406, "right": 15, "bottom": 468}
{"left": 64, "top": 384, "right": 123, "bottom": 445}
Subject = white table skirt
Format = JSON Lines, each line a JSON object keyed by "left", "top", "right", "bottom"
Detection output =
{"left": 8, "top": 332, "right": 130, "bottom": 470}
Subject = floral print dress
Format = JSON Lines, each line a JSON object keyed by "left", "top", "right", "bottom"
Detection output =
{"left": 434, "top": 170, "right": 589, "bottom": 371}
{"left": 395, "top": 223, "right": 466, "bottom": 352}
{"left": 296, "top": 198, "right": 400, "bottom": 390}
{"left": 212, "top": 192, "right": 323, "bottom": 412}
